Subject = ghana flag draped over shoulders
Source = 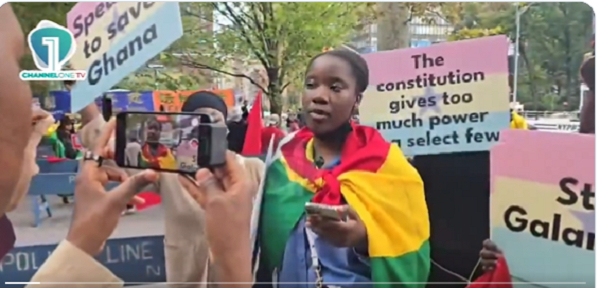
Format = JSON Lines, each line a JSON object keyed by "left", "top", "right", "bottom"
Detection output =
{"left": 258, "top": 124, "right": 430, "bottom": 287}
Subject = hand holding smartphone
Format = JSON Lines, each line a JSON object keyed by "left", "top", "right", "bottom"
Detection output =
{"left": 114, "top": 112, "right": 228, "bottom": 174}
{"left": 305, "top": 203, "right": 349, "bottom": 221}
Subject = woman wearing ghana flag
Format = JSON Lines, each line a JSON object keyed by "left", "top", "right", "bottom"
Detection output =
{"left": 255, "top": 49, "right": 431, "bottom": 287}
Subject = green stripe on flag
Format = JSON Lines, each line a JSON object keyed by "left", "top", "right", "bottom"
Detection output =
{"left": 371, "top": 241, "right": 431, "bottom": 288}
{"left": 259, "top": 159, "right": 314, "bottom": 272}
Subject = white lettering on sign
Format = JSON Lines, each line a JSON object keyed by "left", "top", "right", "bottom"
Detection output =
{"left": 102, "top": 241, "right": 154, "bottom": 264}
{"left": 69, "top": 175, "right": 77, "bottom": 183}
{"left": 0, "top": 250, "right": 53, "bottom": 272}
{"left": 146, "top": 265, "right": 161, "bottom": 276}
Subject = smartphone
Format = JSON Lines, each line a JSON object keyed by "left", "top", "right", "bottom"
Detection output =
{"left": 115, "top": 111, "right": 227, "bottom": 174}
{"left": 305, "top": 203, "right": 349, "bottom": 221}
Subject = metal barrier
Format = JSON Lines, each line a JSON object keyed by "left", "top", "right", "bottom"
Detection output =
{"left": 29, "top": 160, "right": 118, "bottom": 227}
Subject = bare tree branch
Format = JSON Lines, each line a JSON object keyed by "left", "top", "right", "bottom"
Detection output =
{"left": 213, "top": 3, "right": 271, "bottom": 69}
{"left": 180, "top": 59, "right": 268, "bottom": 95}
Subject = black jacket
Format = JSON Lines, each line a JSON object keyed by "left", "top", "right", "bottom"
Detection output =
{"left": 227, "top": 121, "right": 248, "bottom": 153}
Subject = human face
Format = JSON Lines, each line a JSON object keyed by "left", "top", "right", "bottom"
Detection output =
{"left": 146, "top": 122, "right": 161, "bottom": 143}
{"left": 303, "top": 55, "right": 357, "bottom": 136}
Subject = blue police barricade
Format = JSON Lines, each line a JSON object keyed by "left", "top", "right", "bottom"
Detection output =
{"left": 0, "top": 235, "right": 166, "bottom": 285}
{"left": 30, "top": 160, "right": 118, "bottom": 227}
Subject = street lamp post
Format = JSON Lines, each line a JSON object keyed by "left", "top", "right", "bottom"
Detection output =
{"left": 147, "top": 64, "right": 164, "bottom": 90}
{"left": 512, "top": 3, "right": 535, "bottom": 103}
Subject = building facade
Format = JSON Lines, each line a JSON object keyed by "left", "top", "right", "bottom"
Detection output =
{"left": 348, "top": 13, "right": 453, "bottom": 53}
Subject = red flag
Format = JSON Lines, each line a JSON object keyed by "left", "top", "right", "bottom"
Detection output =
{"left": 135, "top": 192, "right": 162, "bottom": 211}
{"left": 241, "top": 91, "right": 264, "bottom": 156}
{"left": 46, "top": 156, "right": 70, "bottom": 163}
{"left": 466, "top": 257, "right": 513, "bottom": 288}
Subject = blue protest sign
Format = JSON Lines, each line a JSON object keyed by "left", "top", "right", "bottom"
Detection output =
{"left": 47, "top": 91, "right": 72, "bottom": 119}
{"left": 105, "top": 91, "right": 155, "bottom": 112}
{"left": 67, "top": 2, "right": 183, "bottom": 112}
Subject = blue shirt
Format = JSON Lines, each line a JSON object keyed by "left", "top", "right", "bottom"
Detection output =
{"left": 276, "top": 158, "right": 372, "bottom": 288}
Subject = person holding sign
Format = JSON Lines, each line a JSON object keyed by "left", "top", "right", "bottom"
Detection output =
{"left": 254, "top": 50, "right": 430, "bottom": 287}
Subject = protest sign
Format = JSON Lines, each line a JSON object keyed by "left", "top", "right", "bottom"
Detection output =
{"left": 47, "top": 91, "right": 72, "bottom": 120}
{"left": 176, "top": 89, "right": 236, "bottom": 108}
{"left": 104, "top": 91, "right": 155, "bottom": 112}
{"left": 491, "top": 130, "right": 595, "bottom": 286}
{"left": 153, "top": 89, "right": 236, "bottom": 112}
{"left": 153, "top": 91, "right": 181, "bottom": 112}
{"left": 66, "top": 2, "right": 183, "bottom": 112}
{"left": 360, "top": 35, "right": 510, "bottom": 156}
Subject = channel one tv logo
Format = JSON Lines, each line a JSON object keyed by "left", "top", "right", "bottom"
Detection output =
{"left": 19, "top": 20, "right": 86, "bottom": 81}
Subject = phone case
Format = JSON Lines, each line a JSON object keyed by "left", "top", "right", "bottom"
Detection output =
{"left": 114, "top": 111, "right": 205, "bottom": 174}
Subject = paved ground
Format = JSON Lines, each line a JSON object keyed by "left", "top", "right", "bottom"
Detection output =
{"left": 8, "top": 196, "right": 164, "bottom": 246}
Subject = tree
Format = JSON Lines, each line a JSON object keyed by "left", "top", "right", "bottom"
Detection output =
{"left": 114, "top": 68, "right": 212, "bottom": 91}
{"left": 11, "top": 3, "right": 76, "bottom": 96}
{"left": 376, "top": 3, "right": 459, "bottom": 51}
{"left": 159, "top": 3, "right": 373, "bottom": 114}
{"left": 446, "top": 2, "right": 594, "bottom": 111}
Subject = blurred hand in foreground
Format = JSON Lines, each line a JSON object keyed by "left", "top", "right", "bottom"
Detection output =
{"left": 66, "top": 119, "right": 158, "bottom": 256}
{"left": 6, "top": 108, "right": 55, "bottom": 212}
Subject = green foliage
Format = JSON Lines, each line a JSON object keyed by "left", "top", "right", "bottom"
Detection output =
{"left": 11, "top": 3, "right": 75, "bottom": 36}
{"left": 448, "top": 26, "right": 505, "bottom": 41}
{"left": 158, "top": 2, "right": 370, "bottom": 114}
{"left": 446, "top": 2, "right": 594, "bottom": 111}
{"left": 113, "top": 69, "right": 211, "bottom": 91}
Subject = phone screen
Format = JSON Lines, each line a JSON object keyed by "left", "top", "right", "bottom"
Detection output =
{"left": 116, "top": 112, "right": 209, "bottom": 173}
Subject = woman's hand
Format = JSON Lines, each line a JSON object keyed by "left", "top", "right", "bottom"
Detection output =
{"left": 66, "top": 119, "right": 158, "bottom": 256}
{"left": 179, "top": 151, "right": 253, "bottom": 249}
{"left": 178, "top": 151, "right": 253, "bottom": 284}
{"left": 306, "top": 207, "right": 368, "bottom": 252}
{"left": 480, "top": 239, "right": 503, "bottom": 271}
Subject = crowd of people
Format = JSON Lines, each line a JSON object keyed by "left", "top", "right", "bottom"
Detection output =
{"left": 0, "top": 3, "right": 595, "bottom": 288}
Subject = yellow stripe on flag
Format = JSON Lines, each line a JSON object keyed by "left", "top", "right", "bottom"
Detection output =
{"left": 340, "top": 145, "right": 429, "bottom": 257}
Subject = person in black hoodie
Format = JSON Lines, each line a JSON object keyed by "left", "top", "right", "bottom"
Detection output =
{"left": 227, "top": 107, "right": 248, "bottom": 153}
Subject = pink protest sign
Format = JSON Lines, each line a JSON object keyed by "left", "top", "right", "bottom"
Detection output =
{"left": 360, "top": 35, "right": 510, "bottom": 156}
{"left": 490, "top": 130, "right": 595, "bottom": 285}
